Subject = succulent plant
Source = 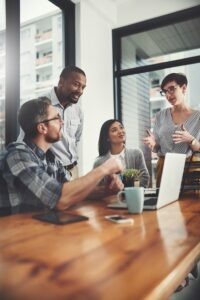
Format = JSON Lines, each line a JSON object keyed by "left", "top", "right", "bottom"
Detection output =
{"left": 121, "top": 169, "right": 141, "bottom": 187}
{"left": 122, "top": 168, "right": 141, "bottom": 180}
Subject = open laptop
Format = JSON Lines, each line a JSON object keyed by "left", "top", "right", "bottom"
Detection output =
{"left": 144, "top": 153, "right": 186, "bottom": 210}
{"left": 107, "top": 153, "right": 186, "bottom": 210}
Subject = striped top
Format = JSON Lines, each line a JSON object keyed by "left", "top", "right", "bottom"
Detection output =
{"left": 153, "top": 108, "right": 200, "bottom": 157}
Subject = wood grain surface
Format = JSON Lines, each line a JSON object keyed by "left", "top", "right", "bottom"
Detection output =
{"left": 0, "top": 194, "right": 200, "bottom": 300}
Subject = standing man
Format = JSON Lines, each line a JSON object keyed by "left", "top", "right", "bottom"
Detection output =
{"left": 18, "top": 66, "right": 86, "bottom": 179}
{"left": 46, "top": 66, "right": 86, "bottom": 179}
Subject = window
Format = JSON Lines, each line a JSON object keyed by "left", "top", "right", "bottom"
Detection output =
{"left": 3, "top": 0, "right": 75, "bottom": 146}
{"left": 0, "top": 0, "right": 5, "bottom": 150}
{"left": 20, "top": 0, "right": 63, "bottom": 105}
{"left": 121, "top": 18, "right": 200, "bottom": 70}
{"left": 113, "top": 6, "right": 200, "bottom": 186}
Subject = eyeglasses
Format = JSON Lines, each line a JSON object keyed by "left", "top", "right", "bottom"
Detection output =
{"left": 37, "top": 115, "right": 62, "bottom": 124}
{"left": 160, "top": 85, "right": 178, "bottom": 97}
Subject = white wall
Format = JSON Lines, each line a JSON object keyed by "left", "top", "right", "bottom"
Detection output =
{"left": 75, "top": 0, "right": 200, "bottom": 174}
{"left": 76, "top": 0, "right": 117, "bottom": 174}
{"left": 116, "top": 0, "right": 200, "bottom": 27}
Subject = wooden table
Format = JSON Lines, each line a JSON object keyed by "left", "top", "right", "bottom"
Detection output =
{"left": 0, "top": 194, "right": 200, "bottom": 300}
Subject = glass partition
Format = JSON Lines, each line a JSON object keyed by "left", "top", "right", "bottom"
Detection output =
{"left": 20, "top": 0, "right": 64, "bottom": 105}
{"left": 114, "top": 7, "right": 200, "bottom": 186}
{"left": 0, "top": 0, "right": 5, "bottom": 150}
{"left": 121, "top": 16, "right": 200, "bottom": 70}
{"left": 121, "top": 63, "right": 200, "bottom": 186}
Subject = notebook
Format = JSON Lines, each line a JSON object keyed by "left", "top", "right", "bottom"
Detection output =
{"left": 107, "top": 153, "right": 186, "bottom": 210}
{"left": 143, "top": 153, "right": 186, "bottom": 210}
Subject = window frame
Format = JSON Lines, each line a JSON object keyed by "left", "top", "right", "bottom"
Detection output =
{"left": 5, "top": 0, "right": 75, "bottom": 146}
{"left": 112, "top": 5, "right": 200, "bottom": 185}
{"left": 112, "top": 5, "right": 200, "bottom": 120}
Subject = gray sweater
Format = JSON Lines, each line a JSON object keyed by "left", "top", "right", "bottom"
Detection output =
{"left": 93, "top": 148, "right": 150, "bottom": 188}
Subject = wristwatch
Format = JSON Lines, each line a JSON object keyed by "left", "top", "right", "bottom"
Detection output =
{"left": 189, "top": 138, "right": 196, "bottom": 146}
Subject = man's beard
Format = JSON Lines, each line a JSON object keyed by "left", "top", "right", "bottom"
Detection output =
{"left": 64, "top": 92, "right": 80, "bottom": 104}
{"left": 69, "top": 98, "right": 78, "bottom": 104}
{"left": 45, "top": 133, "right": 61, "bottom": 143}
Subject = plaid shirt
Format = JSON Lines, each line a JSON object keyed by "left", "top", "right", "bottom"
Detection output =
{"left": 2, "top": 140, "right": 70, "bottom": 210}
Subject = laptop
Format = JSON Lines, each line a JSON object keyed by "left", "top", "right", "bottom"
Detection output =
{"left": 144, "top": 153, "right": 186, "bottom": 210}
{"left": 107, "top": 153, "right": 186, "bottom": 210}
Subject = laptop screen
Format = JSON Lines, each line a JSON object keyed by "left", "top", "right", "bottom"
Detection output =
{"left": 144, "top": 153, "right": 186, "bottom": 210}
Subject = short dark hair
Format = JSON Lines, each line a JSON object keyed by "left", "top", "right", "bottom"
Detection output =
{"left": 60, "top": 66, "right": 86, "bottom": 79}
{"left": 18, "top": 97, "right": 51, "bottom": 138}
{"left": 161, "top": 73, "right": 188, "bottom": 90}
{"left": 98, "top": 119, "right": 124, "bottom": 156}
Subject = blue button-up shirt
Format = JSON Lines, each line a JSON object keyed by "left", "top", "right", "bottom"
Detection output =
{"left": 46, "top": 88, "right": 84, "bottom": 166}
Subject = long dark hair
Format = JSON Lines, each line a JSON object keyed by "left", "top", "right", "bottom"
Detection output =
{"left": 98, "top": 119, "right": 124, "bottom": 156}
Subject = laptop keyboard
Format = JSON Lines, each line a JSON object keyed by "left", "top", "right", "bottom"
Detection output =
{"left": 144, "top": 197, "right": 158, "bottom": 205}
{"left": 144, "top": 188, "right": 159, "bottom": 197}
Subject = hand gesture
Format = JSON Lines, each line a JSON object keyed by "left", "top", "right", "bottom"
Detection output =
{"left": 102, "top": 157, "right": 124, "bottom": 175}
{"left": 172, "top": 124, "right": 193, "bottom": 144}
{"left": 106, "top": 174, "right": 124, "bottom": 193}
{"left": 143, "top": 129, "right": 156, "bottom": 150}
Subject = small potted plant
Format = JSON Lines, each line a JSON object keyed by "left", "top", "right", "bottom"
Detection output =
{"left": 121, "top": 168, "right": 141, "bottom": 187}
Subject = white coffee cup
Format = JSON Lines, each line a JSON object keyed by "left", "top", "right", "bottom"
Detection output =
{"left": 118, "top": 187, "right": 144, "bottom": 214}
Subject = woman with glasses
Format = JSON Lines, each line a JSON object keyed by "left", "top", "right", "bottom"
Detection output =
{"left": 143, "top": 72, "right": 200, "bottom": 187}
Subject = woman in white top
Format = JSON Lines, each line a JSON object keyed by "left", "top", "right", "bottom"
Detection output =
{"left": 94, "top": 119, "right": 149, "bottom": 188}
{"left": 143, "top": 73, "right": 200, "bottom": 187}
